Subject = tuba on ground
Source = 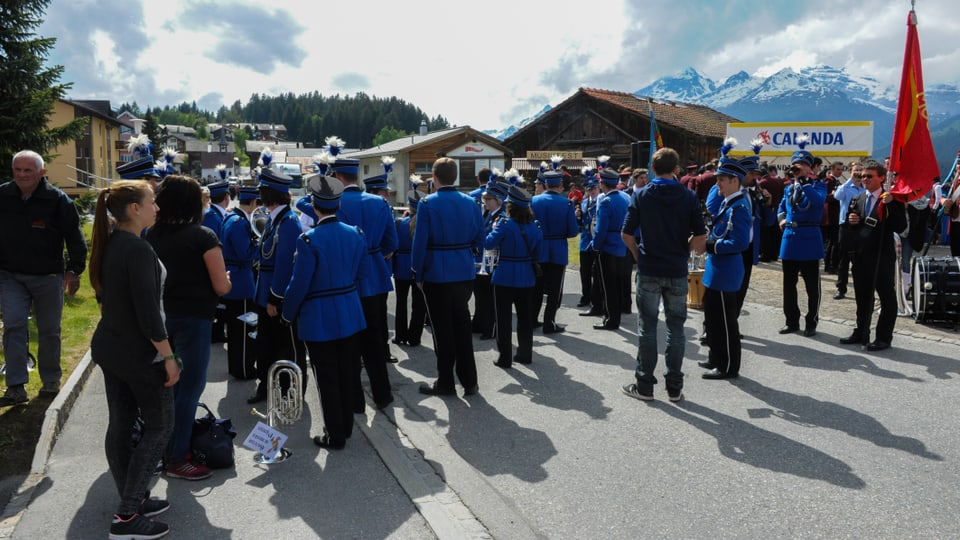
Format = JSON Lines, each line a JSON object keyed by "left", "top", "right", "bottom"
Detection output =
{"left": 250, "top": 359, "right": 303, "bottom": 464}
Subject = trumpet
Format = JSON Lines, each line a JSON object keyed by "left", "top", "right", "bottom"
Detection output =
{"left": 251, "top": 205, "right": 271, "bottom": 239}
{"left": 251, "top": 359, "right": 303, "bottom": 464}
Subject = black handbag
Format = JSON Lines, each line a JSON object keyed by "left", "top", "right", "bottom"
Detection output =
{"left": 191, "top": 403, "right": 237, "bottom": 469}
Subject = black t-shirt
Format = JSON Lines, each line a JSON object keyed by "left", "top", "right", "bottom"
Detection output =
{"left": 146, "top": 224, "right": 221, "bottom": 319}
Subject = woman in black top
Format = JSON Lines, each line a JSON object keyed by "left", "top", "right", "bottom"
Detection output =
{"left": 146, "top": 175, "right": 231, "bottom": 480}
{"left": 89, "top": 180, "right": 180, "bottom": 539}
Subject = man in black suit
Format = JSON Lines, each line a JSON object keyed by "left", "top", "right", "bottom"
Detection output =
{"left": 838, "top": 161, "right": 906, "bottom": 351}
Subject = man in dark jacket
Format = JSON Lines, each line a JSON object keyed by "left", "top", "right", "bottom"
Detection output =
{"left": 0, "top": 150, "right": 87, "bottom": 405}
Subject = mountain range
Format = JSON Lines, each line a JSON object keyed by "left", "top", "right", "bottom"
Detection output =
{"left": 488, "top": 66, "right": 960, "bottom": 175}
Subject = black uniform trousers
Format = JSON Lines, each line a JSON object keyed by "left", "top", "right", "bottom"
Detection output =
{"left": 211, "top": 301, "right": 227, "bottom": 343}
{"left": 822, "top": 224, "right": 840, "bottom": 271}
{"left": 471, "top": 274, "right": 495, "bottom": 336}
{"left": 422, "top": 280, "right": 477, "bottom": 391}
{"left": 493, "top": 284, "right": 534, "bottom": 366}
{"left": 533, "top": 262, "right": 565, "bottom": 326}
{"left": 223, "top": 297, "right": 257, "bottom": 380}
{"left": 579, "top": 249, "right": 598, "bottom": 305}
{"left": 356, "top": 294, "right": 393, "bottom": 409}
{"left": 620, "top": 254, "right": 634, "bottom": 313}
{"left": 703, "top": 287, "right": 741, "bottom": 376}
{"left": 597, "top": 251, "right": 623, "bottom": 328}
{"left": 307, "top": 335, "right": 358, "bottom": 446}
{"left": 851, "top": 251, "right": 898, "bottom": 344}
{"left": 735, "top": 244, "right": 755, "bottom": 315}
{"left": 394, "top": 278, "right": 427, "bottom": 345}
{"left": 781, "top": 259, "right": 821, "bottom": 329}
{"left": 760, "top": 224, "right": 781, "bottom": 261}
{"left": 254, "top": 303, "right": 307, "bottom": 395}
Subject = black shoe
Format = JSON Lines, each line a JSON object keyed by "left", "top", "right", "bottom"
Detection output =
{"left": 463, "top": 385, "right": 479, "bottom": 396}
{"left": 579, "top": 310, "right": 603, "bottom": 317}
{"left": 543, "top": 323, "right": 565, "bottom": 334}
{"left": 246, "top": 388, "right": 267, "bottom": 404}
{"left": 839, "top": 333, "right": 862, "bottom": 345}
{"left": 391, "top": 337, "right": 405, "bottom": 345}
{"left": 576, "top": 298, "right": 591, "bottom": 307}
{"left": 386, "top": 354, "right": 399, "bottom": 364}
{"left": 533, "top": 320, "right": 543, "bottom": 328}
{"left": 493, "top": 360, "right": 512, "bottom": 369}
{"left": 313, "top": 433, "right": 346, "bottom": 450}
{"left": 593, "top": 323, "right": 619, "bottom": 331}
{"left": 376, "top": 395, "right": 394, "bottom": 410}
{"left": 802, "top": 327, "right": 817, "bottom": 337}
{"left": 514, "top": 355, "right": 532, "bottom": 365}
{"left": 865, "top": 341, "right": 891, "bottom": 352}
{"left": 697, "top": 361, "right": 717, "bottom": 369}
{"left": 778, "top": 325, "right": 799, "bottom": 335}
{"left": 479, "top": 333, "right": 495, "bottom": 340}
{"left": 702, "top": 368, "right": 738, "bottom": 380}
{"left": 833, "top": 290, "right": 845, "bottom": 300}
{"left": 419, "top": 382, "right": 456, "bottom": 396}
{"left": 406, "top": 340, "right": 421, "bottom": 347}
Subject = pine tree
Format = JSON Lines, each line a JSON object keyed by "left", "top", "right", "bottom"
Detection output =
{"left": 142, "top": 111, "right": 162, "bottom": 159}
{"left": 0, "top": 0, "right": 87, "bottom": 175}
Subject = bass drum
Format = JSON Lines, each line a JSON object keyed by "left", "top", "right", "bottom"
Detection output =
{"left": 912, "top": 256, "right": 960, "bottom": 323}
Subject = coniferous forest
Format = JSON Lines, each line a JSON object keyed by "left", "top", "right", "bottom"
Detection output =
{"left": 119, "top": 91, "right": 451, "bottom": 149}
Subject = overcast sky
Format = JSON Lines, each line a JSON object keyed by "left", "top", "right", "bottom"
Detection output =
{"left": 39, "top": 0, "right": 960, "bottom": 132}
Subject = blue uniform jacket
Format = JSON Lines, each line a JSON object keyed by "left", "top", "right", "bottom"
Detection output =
{"left": 476, "top": 206, "right": 504, "bottom": 264}
{"left": 469, "top": 186, "right": 485, "bottom": 204}
{"left": 282, "top": 218, "right": 367, "bottom": 341}
{"left": 221, "top": 208, "right": 257, "bottom": 300}
{"left": 531, "top": 191, "right": 578, "bottom": 265}
{"left": 706, "top": 184, "right": 776, "bottom": 265}
{"left": 485, "top": 218, "right": 543, "bottom": 288}
{"left": 777, "top": 178, "right": 827, "bottom": 261}
{"left": 202, "top": 206, "right": 226, "bottom": 239}
{"left": 411, "top": 186, "right": 484, "bottom": 283}
{"left": 393, "top": 216, "right": 414, "bottom": 281}
{"left": 578, "top": 197, "right": 597, "bottom": 252}
{"left": 337, "top": 186, "right": 398, "bottom": 297}
{"left": 704, "top": 192, "right": 752, "bottom": 291}
{"left": 592, "top": 190, "right": 629, "bottom": 256}
{"left": 255, "top": 206, "right": 301, "bottom": 308}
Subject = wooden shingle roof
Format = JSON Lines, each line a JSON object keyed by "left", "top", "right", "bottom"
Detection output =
{"left": 578, "top": 88, "right": 739, "bottom": 138}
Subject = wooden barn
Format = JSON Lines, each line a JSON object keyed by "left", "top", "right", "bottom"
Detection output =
{"left": 504, "top": 88, "right": 741, "bottom": 172}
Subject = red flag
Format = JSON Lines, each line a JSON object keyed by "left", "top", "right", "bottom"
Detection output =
{"left": 889, "top": 10, "right": 939, "bottom": 202}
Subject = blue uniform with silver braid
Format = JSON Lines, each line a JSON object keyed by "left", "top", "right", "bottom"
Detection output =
{"left": 250, "top": 167, "right": 307, "bottom": 404}
{"left": 701, "top": 156, "right": 752, "bottom": 379}
{"left": 471, "top": 180, "right": 507, "bottom": 338}
{"left": 221, "top": 186, "right": 259, "bottom": 379}
{"left": 531, "top": 162, "right": 578, "bottom": 334}
{"left": 776, "top": 138, "right": 827, "bottom": 335}
{"left": 577, "top": 172, "right": 600, "bottom": 310}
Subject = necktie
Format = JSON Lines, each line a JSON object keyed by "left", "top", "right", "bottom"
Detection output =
{"left": 865, "top": 194, "right": 874, "bottom": 217}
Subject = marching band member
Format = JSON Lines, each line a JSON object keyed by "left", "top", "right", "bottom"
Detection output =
{"left": 328, "top": 136, "right": 397, "bottom": 412}
{"left": 698, "top": 158, "right": 751, "bottom": 380}
{"left": 221, "top": 186, "right": 260, "bottom": 379}
{"left": 247, "top": 167, "right": 307, "bottom": 405}
{"left": 203, "top": 170, "right": 231, "bottom": 344}
{"left": 777, "top": 136, "right": 827, "bottom": 337}
{"left": 576, "top": 170, "right": 600, "bottom": 313}
{"left": 363, "top": 156, "right": 400, "bottom": 363}
{"left": 282, "top": 174, "right": 367, "bottom": 450}
{"left": 486, "top": 184, "right": 543, "bottom": 368}
{"left": 473, "top": 180, "right": 509, "bottom": 339}
{"left": 393, "top": 191, "right": 427, "bottom": 347}
{"left": 531, "top": 156, "right": 578, "bottom": 334}
{"left": 591, "top": 168, "right": 630, "bottom": 331}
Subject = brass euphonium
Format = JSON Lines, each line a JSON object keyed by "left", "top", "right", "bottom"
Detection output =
{"left": 251, "top": 359, "right": 303, "bottom": 464}
{"left": 251, "top": 205, "right": 270, "bottom": 239}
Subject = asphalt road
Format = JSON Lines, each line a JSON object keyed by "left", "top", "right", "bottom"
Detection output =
{"left": 7, "top": 253, "right": 960, "bottom": 539}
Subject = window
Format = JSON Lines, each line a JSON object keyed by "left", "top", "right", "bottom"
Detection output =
{"left": 414, "top": 162, "right": 433, "bottom": 175}
{"left": 459, "top": 159, "right": 477, "bottom": 188}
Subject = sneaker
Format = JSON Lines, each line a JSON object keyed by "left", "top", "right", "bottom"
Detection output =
{"left": 0, "top": 385, "right": 28, "bottom": 407}
{"left": 38, "top": 380, "right": 60, "bottom": 397}
{"left": 621, "top": 383, "right": 653, "bottom": 402}
{"left": 138, "top": 491, "right": 170, "bottom": 518}
{"left": 667, "top": 389, "right": 684, "bottom": 403}
{"left": 164, "top": 459, "right": 212, "bottom": 480}
{"left": 109, "top": 513, "right": 169, "bottom": 539}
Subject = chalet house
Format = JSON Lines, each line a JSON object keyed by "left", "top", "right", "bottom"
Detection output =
{"left": 503, "top": 88, "right": 740, "bottom": 173}
{"left": 345, "top": 125, "right": 513, "bottom": 204}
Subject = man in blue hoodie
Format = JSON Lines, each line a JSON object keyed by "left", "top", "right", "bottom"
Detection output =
{"left": 620, "top": 148, "right": 707, "bottom": 403}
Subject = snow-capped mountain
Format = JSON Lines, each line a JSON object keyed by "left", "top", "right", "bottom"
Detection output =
{"left": 483, "top": 105, "right": 551, "bottom": 141}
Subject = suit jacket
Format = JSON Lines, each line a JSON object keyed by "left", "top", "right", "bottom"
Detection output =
{"left": 843, "top": 192, "right": 906, "bottom": 261}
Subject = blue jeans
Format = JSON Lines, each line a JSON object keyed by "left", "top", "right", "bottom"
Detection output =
{"left": 634, "top": 273, "right": 688, "bottom": 393}
{"left": 0, "top": 271, "right": 63, "bottom": 386}
{"left": 164, "top": 314, "right": 212, "bottom": 463}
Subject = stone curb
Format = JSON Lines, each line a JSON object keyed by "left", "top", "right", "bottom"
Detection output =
{"left": 0, "top": 350, "right": 95, "bottom": 537}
